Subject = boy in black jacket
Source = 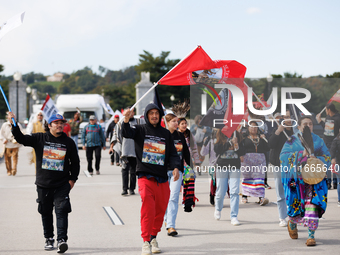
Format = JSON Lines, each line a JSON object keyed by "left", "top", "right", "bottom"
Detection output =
{"left": 122, "top": 103, "right": 180, "bottom": 255}
{"left": 8, "top": 112, "right": 80, "bottom": 254}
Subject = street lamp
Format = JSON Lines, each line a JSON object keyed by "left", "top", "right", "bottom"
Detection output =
{"left": 170, "top": 95, "right": 175, "bottom": 102}
{"left": 266, "top": 74, "right": 273, "bottom": 98}
{"left": 26, "top": 86, "right": 32, "bottom": 117}
{"left": 13, "top": 72, "right": 22, "bottom": 122}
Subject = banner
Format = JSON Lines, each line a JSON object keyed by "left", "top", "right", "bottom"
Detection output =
{"left": 41, "top": 95, "right": 59, "bottom": 120}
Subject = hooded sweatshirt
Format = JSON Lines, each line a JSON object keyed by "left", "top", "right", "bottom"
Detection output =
{"left": 320, "top": 112, "right": 340, "bottom": 148}
{"left": 121, "top": 103, "right": 181, "bottom": 180}
{"left": 11, "top": 125, "right": 80, "bottom": 188}
{"left": 168, "top": 130, "right": 192, "bottom": 172}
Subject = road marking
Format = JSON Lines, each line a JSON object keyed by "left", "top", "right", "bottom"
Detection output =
{"left": 84, "top": 170, "right": 92, "bottom": 177}
{"left": 103, "top": 206, "right": 124, "bottom": 225}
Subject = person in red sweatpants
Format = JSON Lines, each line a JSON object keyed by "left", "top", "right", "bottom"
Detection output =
{"left": 122, "top": 103, "right": 180, "bottom": 255}
{"left": 139, "top": 177, "right": 170, "bottom": 241}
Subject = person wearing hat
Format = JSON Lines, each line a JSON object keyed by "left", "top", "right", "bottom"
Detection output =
{"left": 316, "top": 102, "right": 340, "bottom": 189}
{"left": 107, "top": 114, "right": 120, "bottom": 166}
{"left": 8, "top": 112, "right": 80, "bottom": 253}
{"left": 82, "top": 115, "right": 106, "bottom": 175}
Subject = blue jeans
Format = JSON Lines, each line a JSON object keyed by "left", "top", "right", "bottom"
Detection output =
{"left": 215, "top": 168, "right": 240, "bottom": 219}
{"left": 71, "top": 135, "right": 78, "bottom": 151}
{"left": 164, "top": 170, "right": 183, "bottom": 229}
{"left": 272, "top": 165, "right": 287, "bottom": 220}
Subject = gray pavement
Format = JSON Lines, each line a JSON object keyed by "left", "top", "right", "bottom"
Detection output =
{"left": 0, "top": 146, "right": 339, "bottom": 255}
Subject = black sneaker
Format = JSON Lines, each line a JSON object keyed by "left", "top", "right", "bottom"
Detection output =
{"left": 327, "top": 183, "right": 332, "bottom": 189}
{"left": 333, "top": 183, "right": 337, "bottom": 189}
{"left": 210, "top": 194, "right": 215, "bottom": 206}
{"left": 44, "top": 238, "right": 54, "bottom": 250}
{"left": 121, "top": 190, "right": 128, "bottom": 196}
{"left": 129, "top": 190, "right": 135, "bottom": 195}
{"left": 57, "top": 239, "right": 68, "bottom": 253}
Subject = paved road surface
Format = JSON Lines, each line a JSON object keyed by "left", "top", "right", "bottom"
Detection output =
{"left": 0, "top": 146, "right": 339, "bottom": 255}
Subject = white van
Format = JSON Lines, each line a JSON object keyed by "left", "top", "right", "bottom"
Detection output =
{"left": 56, "top": 94, "right": 107, "bottom": 145}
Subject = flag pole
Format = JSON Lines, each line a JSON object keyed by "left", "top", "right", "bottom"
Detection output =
{"left": 244, "top": 81, "right": 290, "bottom": 139}
{"left": 130, "top": 83, "right": 158, "bottom": 111}
{"left": 0, "top": 85, "right": 17, "bottom": 126}
{"left": 130, "top": 47, "right": 200, "bottom": 111}
{"left": 288, "top": 92, "right": 299, "bottom": 125}
{"left": 319, "top": 106, "right": 326, "bottom": 115}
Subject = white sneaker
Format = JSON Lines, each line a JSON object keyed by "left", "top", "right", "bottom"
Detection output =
{"left": 279, "top": 219, "right": 287, "bottom": 227}
{"left": 260, "top": 197, "right": 269, "bottom": 206}
{"left": 214, "top": 209, "right": 221, "bottom": 220}
{"left": 141, "top": 241, "right": 151, "bottom": 255}
{"left": 231, "top": 217, "right": 240, "bottom": 226}
{"left": 150, "top": 239, "right": 161, "bottom": 253}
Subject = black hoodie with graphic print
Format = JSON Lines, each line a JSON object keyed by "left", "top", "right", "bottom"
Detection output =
{"left": 168, "top": 130, "right": 192, "bottom": 172}
{"left": 121, "top": 103, "right": 181, "bottom": 180}
{"left": 11, "top": 125, "right": 80, "bottom": 188}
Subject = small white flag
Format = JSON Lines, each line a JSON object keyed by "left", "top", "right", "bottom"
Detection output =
{"left": 0, "top": 12, "right": 25, "bottom": 41}
{"left": 99, "top": 96, "right": 114, "bottom": 115}
{"left": 41, "top": 94, "right": 59, "bottom": 121}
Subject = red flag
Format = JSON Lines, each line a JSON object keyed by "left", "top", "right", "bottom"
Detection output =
{"left": 158, "top": 46, "right": 246, "bottom": 86}
{"left": 328, "top": 89, "right": 340, "bottom": 104}
{"left": 158, "top": 46, "right": 247, "bottom": 136}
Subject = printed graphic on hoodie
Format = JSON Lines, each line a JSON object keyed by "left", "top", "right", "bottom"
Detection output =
{"left": 42, "top": 145, "right": 66, "bottom": 171}
{"left": 142, "top": 137, "right": 165, "bottom": 166}
{"left": 324, "top": 119, "right": 334, "bottom": 136}
{"left": 174, "top": 139, "right": 183, "bottom": 160}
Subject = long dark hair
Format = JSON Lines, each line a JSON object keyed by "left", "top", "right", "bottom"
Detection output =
{"left": 44, "top": 122, "right": 49, "bottom": 132}
{"left": 178, "top": 118, "right": 190, "bottom": 138}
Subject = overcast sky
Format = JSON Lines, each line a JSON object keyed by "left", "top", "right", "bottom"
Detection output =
{"left": 0, "top": 0, "right": 339, "bottom": 79}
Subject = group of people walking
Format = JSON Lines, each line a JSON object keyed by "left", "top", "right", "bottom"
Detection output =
{"left": 204, "top": 104, "right": 338, "bottom": 248}
{"left": 2, "top": 99, "right": 339, "bottom": 254}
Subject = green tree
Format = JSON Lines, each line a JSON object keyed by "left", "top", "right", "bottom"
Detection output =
{"left": 105, "top": 84, "right": 135, "bottom": 111}
{"left": 0, "top": 64, "right": 4, "bottom": 77}
{"left": 135, "top": 50, "right": 180, "bottom": 82}
{"left": 135, "top": 50, "right": 190, "bottom": 108}
{"left": 59, "top": 67, "right": 101, "bottom": 94}
{"left": 26, "top": 72, "right": 35, "bottom": 84}
{"left": 326, "top": 72, "right": 340, "bottom": 78}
